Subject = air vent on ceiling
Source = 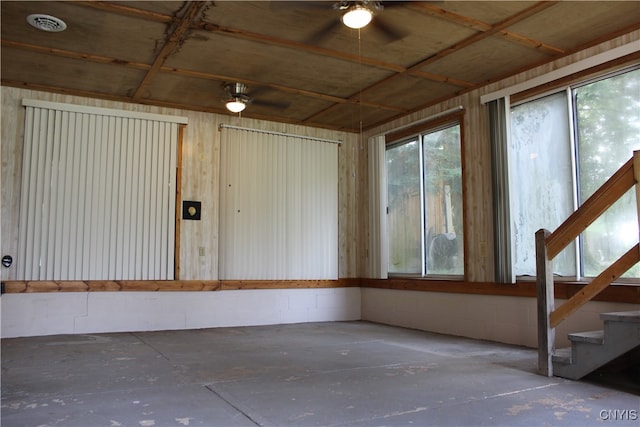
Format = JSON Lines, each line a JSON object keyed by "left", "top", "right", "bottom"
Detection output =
{"left": 26, "top": 14, "right": 67, "bottom": 32}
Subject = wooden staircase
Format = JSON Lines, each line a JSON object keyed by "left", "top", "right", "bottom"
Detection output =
{"left": 536, "top": 151, "right": 640, "bottom": 378}
{"left": 552, "top": 311, "right": 640, "bottom": 380}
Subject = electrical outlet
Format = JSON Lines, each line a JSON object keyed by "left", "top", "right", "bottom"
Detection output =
{"left": 198, "top": 247, "right": 205, "bottom": 257}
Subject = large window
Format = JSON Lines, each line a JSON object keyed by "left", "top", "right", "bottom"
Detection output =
{"left": 387, "top": 122, "right": 464, "bottom": 276}
{"left": 510, "top": 67, "right": 640, "bottom": 279}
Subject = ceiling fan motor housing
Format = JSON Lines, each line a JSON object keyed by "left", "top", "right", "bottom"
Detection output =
{"left": 226, "top": 82, "right": 248, "bottom": 96}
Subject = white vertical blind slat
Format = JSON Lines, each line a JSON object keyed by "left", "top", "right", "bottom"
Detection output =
{"left": 108, "top": 116, "right": 121, "bottom": 279}
{"left": 37, "top": 110, "right": 48, "bottom": 278}
{"left": 50, "top": 111, "right": 66, "bottom": 279}
{"left": 17, "top": 107, "right": 34, "bottom": 279}
{"left": 72, "top": 113, "right": 86, "bottom": 278}
{"left": 147, "top": 122, "right": 158, "bottom": 277}
{"left": 94, "top": 115, "right": 109, "bottom": 279}
{"left": 80, "top": 113, "right": 93, "bottom": 279}
{"left": 155, "top": 122, "right": 165, "bottom": 277}
{"left": 59, "top": 112, "right": 77, "bottom": 280}
{"left": 82, "top": 114, "right": 95, "bottom": 279}
{"left": 116, "top": 118, "right": 131, "bottom": 279}
{"left": 164, "top": 123, "right": 178, "bottom": 279}
{"left": 134, "top": 119, "right": 145, "bottom": 279}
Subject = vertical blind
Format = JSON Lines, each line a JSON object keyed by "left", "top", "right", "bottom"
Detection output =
{"left": 18, "top": 99, "right": 186, "bottom": 280}
{"left": 489, "top": 97, "right": 514, "bottom": 284}
{"left": 367, "top": 135, "right": 389, "bottom": 279}
{"left": 219, "top": 125, "right": 339, "bottom": 280}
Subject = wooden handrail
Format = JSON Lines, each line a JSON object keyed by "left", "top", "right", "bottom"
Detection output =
{"left": 549, "top": 243, "right": 640, "bottom": 328}
{"left": 545, "top": 157, "right": 635, "bottom": 260}
{"left": 537, "top": 151, "right": 640, "bottom": 377}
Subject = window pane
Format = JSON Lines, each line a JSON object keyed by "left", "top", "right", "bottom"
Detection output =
{"left": 423, "top": 125, "right": 464, "bottom": 275}
{"left": 387, "top": 140, "right": 422, "bottom": 274}
{"left": 510, "top": 92, "right": 576, "bottom": 276}
{"left": 576, "top": 69, "right": 640, "bottom": 277}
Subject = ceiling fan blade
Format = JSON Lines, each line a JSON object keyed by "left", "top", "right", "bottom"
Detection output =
{"left": 378, "top": 1, "right": 414, "bottom": 9}
{"left": 269, "top": 1, "right": 331, "bottom": 11}
{"left": 238, "top": 85, "right": 291, "bottom": 110}
{"left": 371, "top": 15, "right": 408, "bottom": 43}
{"left": 305, "top": 18, "right": 342, "bottom": 44}
{"left": 253, "top": 99, "right": 291, "bottom": 110}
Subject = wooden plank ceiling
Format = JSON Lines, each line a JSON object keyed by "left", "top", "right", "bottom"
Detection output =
{"left": 2, "top": 1, "right": 639, "bottom": 132}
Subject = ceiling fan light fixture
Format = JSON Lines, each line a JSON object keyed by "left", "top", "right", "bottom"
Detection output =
{"left": 341, "top": 5, "right": 372, "bottom": 29}
{"left": 225, "top": 98, "right": 246, "bottom": 113}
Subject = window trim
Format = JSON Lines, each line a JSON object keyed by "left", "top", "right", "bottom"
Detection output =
{"left": 385, "top": 112, "right": 467, "bottom": 280}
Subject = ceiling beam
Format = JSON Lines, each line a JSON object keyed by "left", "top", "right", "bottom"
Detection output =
{"left": 408, "top": 2, "right": 565, "bottom": 56}
{"left": 132, "top": 1, "right": 208, "bottom": 101}
{"left": 70, "top": 1, "right": 173, "bottom": 23}
{"left": 405, "top": 2, "right": 560, "bottom": 73}
{"left": 1, "top": 39, "right": 151, "bottom": 70}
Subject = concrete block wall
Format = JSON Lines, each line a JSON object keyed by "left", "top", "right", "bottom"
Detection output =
{"left": 0, "top": 288, "right": 361, "bottom": 338}
{"left": 360, "top": 288, "right": 640, "bottom": 348}
{"left": 2, "top": 287, "right": 637, "bottom": 348}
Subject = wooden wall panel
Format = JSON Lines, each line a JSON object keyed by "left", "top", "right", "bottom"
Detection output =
{"left": 0, "top": 88, "right": 356, "bottom": 281}
{"left": 338, "top": 132, "right": 361, "bottom": 278}
{"left": 0, "top": 88, "right": 26, "bottom": 281}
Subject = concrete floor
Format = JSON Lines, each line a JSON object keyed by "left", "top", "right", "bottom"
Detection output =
{"left": 1, "top": 321, "right": 638, "bottom": 427}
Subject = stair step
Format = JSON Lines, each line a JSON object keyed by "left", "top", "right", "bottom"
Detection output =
{"left": 552, "top": 310, "right": 640, "bottom": 380}
{"left": 600, "top": 310, "right": 640, "bottom": 323}
{"left": 552, "top": 347, "right": 572, "bottom": 364}
{"left": 568, "top": 329, "right": 604, "bottom": 344}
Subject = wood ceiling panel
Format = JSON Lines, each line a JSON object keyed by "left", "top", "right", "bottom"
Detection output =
{"left": 203, "top": 1, "right": 332, "bottom": 41}
{"left": 1, "top": 47, "right": 146, "bottom": 96}
{"left": 115, "top": 1, "right": 186, "bottom": 16}
{"left": 350, "top": 15, "right": 475, "bottom": 67}
{"left": 166, "top": 30, "right": 394, "bottom": 98}
{"left": 433, "top": 1, "right": 540, "bottom": 25}
{"left": 420, "top": 36, "right": 550, "bottom": 85}
{"left": 1, "top": 1, "right": 167, "bottom": 64}
{"left": 507, "top": 1, "right": 640, "bottom": 50}
{"left": 315, "top": 102, "right": 401, "bottom": 131}
{"left": 362, "top": 75, "right": 462, "bottom": 110}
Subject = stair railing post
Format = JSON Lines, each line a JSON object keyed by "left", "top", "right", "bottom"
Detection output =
{"left": 536, "top": 228, "right": 555, "bottom": 377}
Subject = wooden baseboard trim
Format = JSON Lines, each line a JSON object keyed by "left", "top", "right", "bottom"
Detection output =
{"left": 1, "top": 278, "right": 637, "bottom": 304}
{"left": 360, "top": 278, "right": 640, "bottom": 304}
{"left": 0, "top": 279, "right": 361, "bottom": 293}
